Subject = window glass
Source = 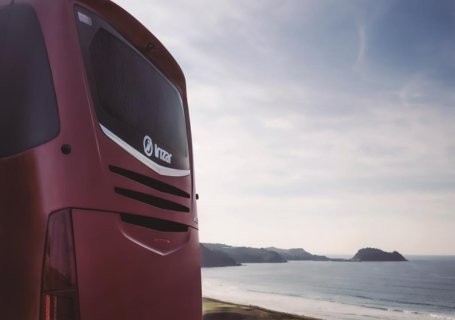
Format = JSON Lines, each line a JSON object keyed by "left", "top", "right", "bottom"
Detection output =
{"left": 76, "top": 8, "right": 189, "bottom": 173}
{"left": 0, "top": 4, "right": 59, "bottom": 157}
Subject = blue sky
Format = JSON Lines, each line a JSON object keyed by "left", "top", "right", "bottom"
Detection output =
{"left": 115, "top": 0, "right": 455, "bottom": 255}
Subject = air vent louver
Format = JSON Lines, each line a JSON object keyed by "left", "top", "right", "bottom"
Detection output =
{"left": 121, "top": 213, "right": 188, "bottom": 232}
{"left": 114, "top": 187, "right": 190, "bottom": 213}
{"left": 109, "top": 165, "right": 190, "bottom": 198}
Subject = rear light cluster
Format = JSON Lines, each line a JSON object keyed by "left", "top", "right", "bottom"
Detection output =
{"left": 41, "top": 210, "right": 79, "bottom": 320}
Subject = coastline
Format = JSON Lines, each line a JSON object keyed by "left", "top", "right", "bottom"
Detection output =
{"left": 202, "top": 260, "right": 455, "bottom": 320}
{"left": 203, "top": 297, "right": 322, "bottom": 320}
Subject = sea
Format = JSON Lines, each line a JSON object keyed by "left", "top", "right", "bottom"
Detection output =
{"left": 202, "top": 256, "right": 455, "bottom": 320}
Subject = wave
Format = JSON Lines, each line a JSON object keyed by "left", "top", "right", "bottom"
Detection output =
{"left": 204, "top": 280, "right": 455, "bottom": 320}
{"left": 429, "top": 314, "right": 455, "bottom": 320}
{"left": 202, "top": 261, "right": 455, "bottom": 320}
{"left": 344, "top": 292, "right": 454, "bottom": 310}
{"left": 248, "top": 287, "right": 454, "bottom": 311}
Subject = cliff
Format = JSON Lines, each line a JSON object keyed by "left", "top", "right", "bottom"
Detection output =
{"left": 200, "top": 244, "right": 240, "bottom": 267}
{"left": 203, "top": 243, "right": 287, "bottom": 264}
{"left": 267, "top": 247, "right": 330, "bottom": 261}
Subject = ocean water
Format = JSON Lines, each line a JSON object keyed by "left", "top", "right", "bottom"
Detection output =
{"left": 201, "top": 257, "right": 455, "bottom": 320}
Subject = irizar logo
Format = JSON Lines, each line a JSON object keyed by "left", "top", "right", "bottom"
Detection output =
{"left": 154, "top": 145, "right": 172, "bottom": 164}
{"left": 143, "top": 135, "right": 172, "bottom": 164}
{"left": 143, "top": 135, "right": 154, "bottom": 156}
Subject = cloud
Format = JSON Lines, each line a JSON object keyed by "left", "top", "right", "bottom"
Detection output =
{"left": 354, "top": 22, "right": 367, "bottom": 70}
{"left": 114, "top": 0, "right": 455, "bottom": 254}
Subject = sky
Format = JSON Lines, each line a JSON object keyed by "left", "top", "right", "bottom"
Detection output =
{"left": 114, "top": 0, "right": 455, "bottom": 255}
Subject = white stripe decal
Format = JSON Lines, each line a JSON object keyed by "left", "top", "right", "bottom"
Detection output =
{"left": 99, "top": 124, "right": 190, "bottom": 177}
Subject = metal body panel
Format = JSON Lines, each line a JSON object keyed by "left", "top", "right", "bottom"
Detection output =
{"left": 0, "top": 0, "right": 200, "bottom": 319}
{"left": 73, "top": 210, "right": 202, "bottom": 320}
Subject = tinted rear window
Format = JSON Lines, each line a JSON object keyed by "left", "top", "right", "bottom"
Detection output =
{"left": 75, "top": 8, "right": 189, "bottom": 174}
{"left": 0, "top": 4, "right": 59, "bottom": 157}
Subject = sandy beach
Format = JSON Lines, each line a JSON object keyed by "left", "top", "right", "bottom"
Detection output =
{"left": 203, "top": 298, "right": 322, "bottom": 320}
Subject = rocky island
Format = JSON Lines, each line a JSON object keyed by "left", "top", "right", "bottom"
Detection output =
{"left": 351, "top": 247, "right": 407, "bottom": 262}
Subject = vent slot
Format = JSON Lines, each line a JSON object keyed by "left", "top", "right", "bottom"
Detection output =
{"left": 121, "top": 213, "right": 188, "bottom": 232}
{"left": 109, "top": 165, "right": 190, "bottom": 198}
{"left": 114, "top": 187, "right": 190, "bottom": 213}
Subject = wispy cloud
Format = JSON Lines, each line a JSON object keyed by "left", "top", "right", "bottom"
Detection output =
{"left": 115, "top": 0, "right": 455, "bottom": 254}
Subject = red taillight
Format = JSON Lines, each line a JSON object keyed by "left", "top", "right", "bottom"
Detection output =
{"left": 41, "top": 210, "right": 79, "bottom": 320}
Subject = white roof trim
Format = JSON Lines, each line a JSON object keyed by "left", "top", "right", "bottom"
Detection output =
{"left": 99, "top": 124, "right": 190, "bottom": 177}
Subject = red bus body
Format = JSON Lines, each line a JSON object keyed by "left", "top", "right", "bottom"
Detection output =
{"left": 0, "top": 0, "right": 201, "bottom": 319}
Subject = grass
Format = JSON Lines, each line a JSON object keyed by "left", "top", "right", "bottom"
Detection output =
{"left": 203, "top": 298, "right": 321, "bottom": 320}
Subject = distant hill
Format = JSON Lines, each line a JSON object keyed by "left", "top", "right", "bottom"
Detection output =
{"left": 200, "top": 243, "right": 408, "bottom": 267}
{"left": 200, "top": 244, "right": 239, "bottom": 267}
{"left": 200, "top": 243, "right": 332, "bottom": 266}
{"left": 351, "top": 248, "right": 407, "bottom": 262}
{"left": 203, "top": 243, "right": 287, "bottom": 264}
{"left": 267, "top": 247, "right": 330, "bottom": 261}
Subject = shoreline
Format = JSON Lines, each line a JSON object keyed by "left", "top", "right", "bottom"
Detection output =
{"left": 203, "top": 297, "right": 322, "bottom": 320}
